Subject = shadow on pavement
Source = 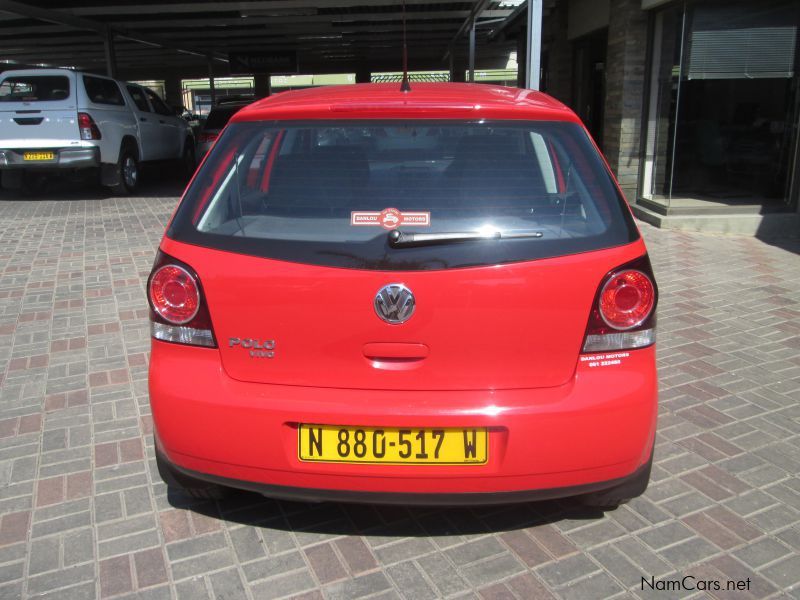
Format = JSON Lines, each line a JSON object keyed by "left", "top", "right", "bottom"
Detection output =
{"left": 0, "top": 163, "right": 187, "bottom": 201}
{"left": 754, "top": 231, "right": 800, "bottom": 256}
{"left": 168, "top": 489, "right": 607, "bottom": 537}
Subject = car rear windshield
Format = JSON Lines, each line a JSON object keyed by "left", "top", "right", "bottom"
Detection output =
{"left": 169, "top": 120, "right": 638, "bottom": 270}
{"left": 204, "top": 106, "right": 244, "bottom": 130}
{"left": 83, "top": 76, "right": 124, "bottom": 106}
{"left": 0, "top": 76, "right": 71, "bottom": 102}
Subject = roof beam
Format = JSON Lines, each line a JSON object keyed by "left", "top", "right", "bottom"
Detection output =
{"left": 66, "top": 0, "right": 475, "bottom": 16}
{"left": 0, "top": 0, "right": 227, "bottom": 62}
{"left": 442, "top": 0, "right": 493, "bottom": 61}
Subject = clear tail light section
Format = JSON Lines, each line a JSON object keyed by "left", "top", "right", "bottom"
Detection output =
{"left": 77, "top": 112, "right": 101, "bottom": 140}
{"left": 582, "top": 254, "right": 657, "bottom": 353}
{"left": 147, "top": 251, "right": 216, "bottom": 348}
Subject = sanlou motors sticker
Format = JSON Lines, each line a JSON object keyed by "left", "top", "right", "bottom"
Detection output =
{"left": 351, "top": 207, "right": 431, "bottom": 230}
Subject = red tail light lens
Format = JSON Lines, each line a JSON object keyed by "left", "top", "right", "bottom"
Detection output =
{"left": 78, "top": 112, "right": 101, "bottom": 140}
{"left": 582, "top": 255, "right": 658, "bottom": 353}
{"left": 147, "top": 252, "right": 216, "bottom": 347}
{"left": 149, "top": 265, "right": 199, "bottom": 324}
{"left": 599, "top": 270, "right": 655, "bottom": 330}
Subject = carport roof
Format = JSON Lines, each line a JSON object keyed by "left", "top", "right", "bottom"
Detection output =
{"left": 0, "top": 1, "right": 525, "bottom": 79}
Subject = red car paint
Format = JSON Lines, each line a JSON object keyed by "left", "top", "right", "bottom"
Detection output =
{"left": 149, "top": 83, "right": 658, "bottom": 503}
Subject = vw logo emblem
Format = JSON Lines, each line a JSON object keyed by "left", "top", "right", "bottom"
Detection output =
{"left": 374, "top": 284, "right": 415, "bottom": 324}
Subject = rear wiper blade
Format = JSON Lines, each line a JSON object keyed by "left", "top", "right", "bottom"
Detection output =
{"left": 388, "top": 229, "right": 543, "bottom": 248}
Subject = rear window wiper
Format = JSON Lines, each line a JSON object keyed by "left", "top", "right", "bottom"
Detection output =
{"left": 388, "top": 229, "right": 543, "bottom": 248}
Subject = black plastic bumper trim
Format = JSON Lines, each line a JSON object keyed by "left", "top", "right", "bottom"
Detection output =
{"left": 157, "top": 447, "right": 650, "bottom": 506}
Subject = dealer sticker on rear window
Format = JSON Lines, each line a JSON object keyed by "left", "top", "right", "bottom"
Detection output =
{"left": 351, "top": 207, "right": 431, "bottom": 230}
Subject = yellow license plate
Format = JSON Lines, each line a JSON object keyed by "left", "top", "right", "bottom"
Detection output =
{"left": 298, "top": 424, "right": 488, "bottom": 465}
{"left": 23, "top": 151, "right": 54, "bottom": 161}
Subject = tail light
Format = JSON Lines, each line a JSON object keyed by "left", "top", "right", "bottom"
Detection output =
{"left": 198, "top": 131, "right": 218, "bottom": 144}
{"left": 78, "top": 112, "right": 101, "bottom": 140}
{"left": 582, "top": 254, "right": 657, "bottom": 353}
{"left": 147, "top": 251, "right": 216, "bottom": 348}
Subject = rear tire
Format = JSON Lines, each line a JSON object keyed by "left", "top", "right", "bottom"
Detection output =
{"left": 0, "top": 170, "right": 23, "bottom": 191}
{"left": 110, "top": 146, "right": 139, "bottom": 195}
{"left": 580, "top": 450, "right": 653, "bottom": 510}
{"left": 156, "top": 448, "right": 230, "bottom": 500}
{"left": 180, "top": 140, "right": 196, "bottom": 180}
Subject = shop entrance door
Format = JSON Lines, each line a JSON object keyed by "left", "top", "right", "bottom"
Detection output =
{"left": 572, "top": 28, "right": 608, "bottom": 150}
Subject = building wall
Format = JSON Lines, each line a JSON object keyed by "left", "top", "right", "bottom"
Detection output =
{"left": 542, "top": 0, "right": 573, "bottom": 106}
{"left": 603, "top": 0, "right": 649, "bottom": 199}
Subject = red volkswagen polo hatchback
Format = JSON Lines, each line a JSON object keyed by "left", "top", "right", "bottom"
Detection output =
{"left": 148, "top": 83, "right": 657, "bottom": 508}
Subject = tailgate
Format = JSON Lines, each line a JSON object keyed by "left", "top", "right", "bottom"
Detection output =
{"left": 0, "top": 72, "right": 78, "bottom": 145}
{"left": 164, "top": 239, "right": 645, "bottom": 391}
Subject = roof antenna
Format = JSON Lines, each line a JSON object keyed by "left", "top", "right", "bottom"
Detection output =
{"left": 400, "top": 0, "right": 411, "bottom": 92}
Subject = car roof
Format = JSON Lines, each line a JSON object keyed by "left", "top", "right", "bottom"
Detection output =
{"left": 232, "top": 83, "right": 579, "bottom": 123}
{"left": 1, "top": 68, "right": 77, "bottom": 78}
{"left": 1, "top": 68, "right": 121, "bottom": 83}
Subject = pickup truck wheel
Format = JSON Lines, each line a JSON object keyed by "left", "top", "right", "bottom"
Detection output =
{"left": 111, "top": 148, "right": 139, "bottom": 196}
{"left": 0, "top": 170, "right": 23, "bottom": 191}
{"left": 181, "top": 143, "right": 196, "bottom": 180}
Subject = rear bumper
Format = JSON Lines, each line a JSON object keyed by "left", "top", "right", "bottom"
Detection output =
{"left": 0, "top": 147, "right": 99, "bottom": 169}
{"left": 150, "top": 341, "right": 658, "bottom": 499}
{"left": 157, "top": 444, "right": 653, "bottom": 505}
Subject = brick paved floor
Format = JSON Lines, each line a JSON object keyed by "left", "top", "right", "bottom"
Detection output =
{"left": 1, "top": 184, "right": 799, "bottom": 599}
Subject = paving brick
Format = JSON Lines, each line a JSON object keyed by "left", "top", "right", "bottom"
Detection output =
{"left": 27, "top": 563, "right": 96, "bottom": 596}
{"left": 2, "top": 194, "right": 800, "bottom": 599}
{"left": 305, "top": 542, "right": 348, "bottom": 584}
{"left": 251, "top": 569, "right": 317, "bottom": 599}
{"left": 0, "top": 510, "right": 30, "bottom": 545}
{"left": 387, "top": 560, "right": 438, "bottom": 600}
{"left": 170, "top": 548, "right": 235, "bottom": 581}
{"left": 760, "top": 554, "right": 800, "bottom": 590}
{"left": 63, "top": 527, "right": 95, "bottom": 566}
{"left": 445, "top": 537, "right": 506, "bottom": 567}
{"left": 334, "top": 536, "right": 378, "bottom": 575}
{"left": 242, "top": 550, "right": 307, "bottom": 583}
{"left": 99, "top": 555, "right": 133, "bottom": 598}
{"left": 28, "top": 536, "right": 60, "bottom": 575}
{"left": 229, "top": 525, "right": 267, "bottom": 562}
{"left": 536, "top": 553, "right": 599, "bottom": 588}
{"left": 500, "top": 530, "right": 551, "bottom": 567}
{"left": 417, "top": 551, "right": 470, "bottom": 596}
{"left": 460, "top": 553, "right": 525, "bottom": 587}
{"left": 505, "top": 572, "right": 555, "bottom": 599}
{"left": 158, "top": 509, "right": 193, "bottom": 543}
{"left": 166, "top": 531, "right": 227, "bottom": 561}
{"left": 733, "top": 537, "right": 793, "bottom": 569}
{"left": 208, "top": 568, "right": 249, "bottom": 599}
{"left": 324, "top": 572, "right": 393, "bottom": 600}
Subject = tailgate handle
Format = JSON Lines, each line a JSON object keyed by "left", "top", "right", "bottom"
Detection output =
{"left": 363, "top": 343, "right": 429, "bottom": 360}
{"left": 13, "top": 117, "right": 43, "bottom": 125}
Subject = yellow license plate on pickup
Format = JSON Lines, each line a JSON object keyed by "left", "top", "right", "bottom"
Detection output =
{"left": 23, "top": 151, "right": 54, "bottom": 161}
{"left": 298, "top": 424, "right": 488, "bottom": 465}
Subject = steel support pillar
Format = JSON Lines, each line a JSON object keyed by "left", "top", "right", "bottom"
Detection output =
{"left": 355, "top": 67, "right": 371, "bottom": 84}
{"left": 103, "top": 28, "right": 117, "bottom": 79}
{"left": 253, "top": 72, "right": 271, "bottom": 98}
{"left": 207, "top": 58, "right": 217, "bottom": 105}
{"left": 468, "top": 20, "right": 476, "bottom": 83}
{"left": 164, "top": 76, "right": 182, "bottom": 108}
{"left": 526, "top": 0, "right": 543, "bottom": 89}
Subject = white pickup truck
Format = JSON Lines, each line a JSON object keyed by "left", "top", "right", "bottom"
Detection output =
{"left": 0, "top": 68, "right": 195, "bottom": 194}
